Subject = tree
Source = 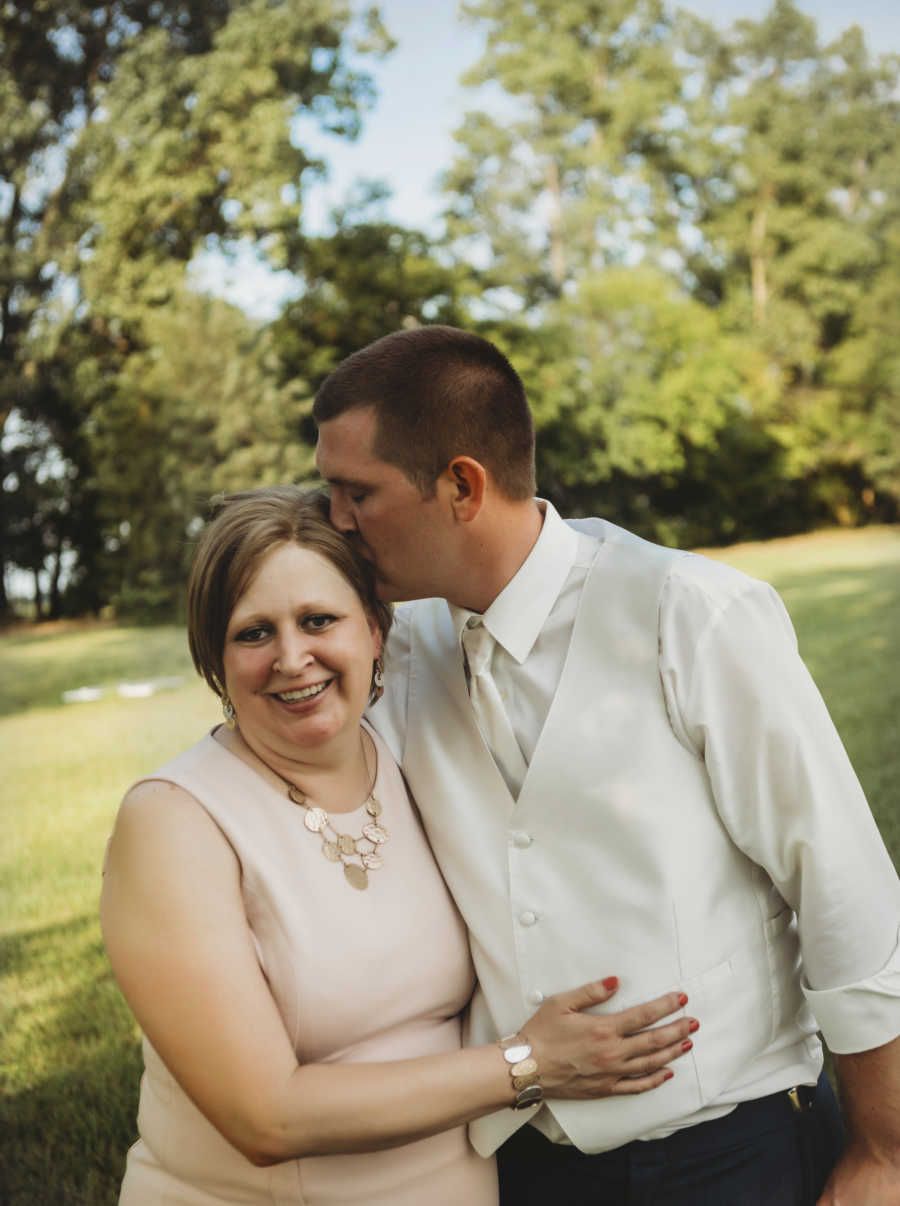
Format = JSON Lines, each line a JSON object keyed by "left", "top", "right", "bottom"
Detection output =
{"left": 269, "top": 184, "right": 468, "bottom": 421}
{"left": 676, "top": 2, "right": 900, "bottom": 524}
{"left": 475, "top": 267, "right": 778, "bottom": 543}
{"left": 1, "top": 415, "right": 75, "bottom": 618}
{"left": 443, "top": 0, "right": 685, "bottom": 308}
{"left": 60, "top": 287, "right": 313, "bottom": 619}
{"left": 1, "top": 0, "right": 390, "bottom": 614}
{"left": 441, "top": 0, "right": 900, "bottom": 540}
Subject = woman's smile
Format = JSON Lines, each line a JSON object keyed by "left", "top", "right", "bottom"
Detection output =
{"left": 271, "top": 679, "right": 334, "bottom": 705}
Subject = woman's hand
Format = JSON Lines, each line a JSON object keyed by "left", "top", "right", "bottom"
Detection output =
{"left": 520, "top": 977, "right": 698, "bottom": 1098}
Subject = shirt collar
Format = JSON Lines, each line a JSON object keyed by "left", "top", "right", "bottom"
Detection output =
{"left": 448, "top": 501, "right": 578, "bottom": 664}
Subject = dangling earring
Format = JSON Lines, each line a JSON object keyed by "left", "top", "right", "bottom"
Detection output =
{"left": 370, "top": 656, "right": 385, "bottom": 705}
{"left": 222, "top": 693, "right": 236, "bottom": 729}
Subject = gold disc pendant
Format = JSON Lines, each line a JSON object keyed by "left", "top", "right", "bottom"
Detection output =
{"left": 304, "top": 807, "right": 328, "bottom": 833}
{"left": 344, "top": 863, "right": 368, "bottom": 890}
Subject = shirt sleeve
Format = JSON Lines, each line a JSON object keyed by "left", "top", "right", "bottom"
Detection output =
{"left": 658, "top": 555, "right": 900, "bottom": 1054}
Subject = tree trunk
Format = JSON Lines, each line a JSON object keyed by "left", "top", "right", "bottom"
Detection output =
{"left": 32, "top": 568, "right": 44, "bottom": 620}
{"left": 48, "top": 546, "right": 63, "bottom": 619}
{"left": 0, "top": 560, "right": 9, "bottom": 621}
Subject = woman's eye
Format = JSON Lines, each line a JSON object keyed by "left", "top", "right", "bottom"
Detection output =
{"left": 235, "top": 625, "right": 268, "bottom": 643}
{"left": 304, "top": 614, "right": 336, "bottom": 631}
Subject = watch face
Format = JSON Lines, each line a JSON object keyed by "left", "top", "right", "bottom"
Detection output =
{"left": 502, "top": 1043, "right": 532, "bottom": 1064}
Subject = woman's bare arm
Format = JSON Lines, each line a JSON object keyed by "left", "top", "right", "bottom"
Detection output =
{"left": 101, "top": 781, "right": 696, "bottom": 1166}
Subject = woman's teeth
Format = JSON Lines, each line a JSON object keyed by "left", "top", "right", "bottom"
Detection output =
{"left": 275, "top": 682, "right": 329, "bottom": 702}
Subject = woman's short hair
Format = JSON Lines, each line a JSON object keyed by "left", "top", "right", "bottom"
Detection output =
{"left": 313, "top": 325, "right": 536, "bottom": 500}
{"left": 187, "top": 486, "right": 392, "bottom": 698}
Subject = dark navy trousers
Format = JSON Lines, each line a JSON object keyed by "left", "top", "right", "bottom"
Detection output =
{"left": 497, "top": 1073, "right": 845, "bottom": 1206}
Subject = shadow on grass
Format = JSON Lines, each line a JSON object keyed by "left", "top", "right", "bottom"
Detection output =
{"left": 2, "top": 916, "right": 141, "bottom": 1206}
{"left": 2, "top": 1038, "right": 141, "bottom": 1206}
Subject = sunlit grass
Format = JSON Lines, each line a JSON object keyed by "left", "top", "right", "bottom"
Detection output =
{"left": 2, "top": 653, "right": 220, "bottom": 1206}
{"left": 2, "top": 525, "right": 898, "bottom": 1203}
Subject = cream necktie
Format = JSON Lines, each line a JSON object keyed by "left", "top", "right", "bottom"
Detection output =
{"left": 461, "top": 618, "right": 528, "bottom": 796}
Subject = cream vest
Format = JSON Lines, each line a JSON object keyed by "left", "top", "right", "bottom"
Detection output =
{"left": 376, "top": 521, "right": 820, "bottom": 1156}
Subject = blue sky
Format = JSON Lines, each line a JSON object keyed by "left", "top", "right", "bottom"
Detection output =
{"left": 194, "top": 0, "right": 900, "bottom": 314}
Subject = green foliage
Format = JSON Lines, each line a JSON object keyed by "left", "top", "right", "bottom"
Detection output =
{"left": 675, "top": 4, "right": 900, "bottom": 523}
{"left": 447, "top": 0, "right": 684, "bottom": 300}
{"left": 1, "top": 0, "right": 389, "bottom": 617}
{"left": 269, "top": 185, "right": 469, "bottom": 409}
{"left": 440, "top": 0, "right": 900, "bottom": 540}
{"left": 75, "top": 289, "right": 317, "bottom": 619}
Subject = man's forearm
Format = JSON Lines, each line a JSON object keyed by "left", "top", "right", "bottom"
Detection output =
{"left": 834, "top": 1034, "right": 900, "bottom": 1160}
{"left": 817, "top": 1035, "right": 900, "bottom": 1204}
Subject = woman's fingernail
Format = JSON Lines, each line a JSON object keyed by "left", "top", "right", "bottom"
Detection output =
{"left": 682, "top": 1039, "right": 693, "bottom": 1053}
{"left": 602, "top": 976, "right": 619, "bottom": 991}
{"left": 663, "top": 1070, "right": 674, "bottom": 1081}
{"left": 689, "top": 1019, "right": 699, "bottom": 1033}
{"left": 678, "top": 993, "right": 688, "bottom": 1007}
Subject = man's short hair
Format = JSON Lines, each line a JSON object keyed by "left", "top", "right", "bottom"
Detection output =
{"left": 313, "top": 325, "right": 536, "bottom": 500}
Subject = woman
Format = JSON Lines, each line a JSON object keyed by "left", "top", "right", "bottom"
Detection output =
{"left": 101, "top": 486, "right": 697, "bottom": 1205}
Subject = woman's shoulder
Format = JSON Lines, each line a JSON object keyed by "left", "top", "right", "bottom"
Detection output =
{"left": 115, "top": 732, "right": 235, "bottom": 844}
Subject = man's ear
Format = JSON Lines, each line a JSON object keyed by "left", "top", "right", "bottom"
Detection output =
{"left": 446, "top": 456, "right": 486, "bottom": 521}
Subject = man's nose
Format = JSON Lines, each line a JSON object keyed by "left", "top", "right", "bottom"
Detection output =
{"left": 329, "top": 489, "right": 356, "bottom": 533}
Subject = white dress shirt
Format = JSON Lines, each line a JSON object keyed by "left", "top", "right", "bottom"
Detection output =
{"left": 378, "top": 502, "right": 900, "bottom": 1147}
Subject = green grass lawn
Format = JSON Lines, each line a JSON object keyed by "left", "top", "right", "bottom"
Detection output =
{"left": 2, "top": 525, "right": 899, "bottom": 1204}
{"left": 2, "top": 636, "right": 221, "bottom": 1206}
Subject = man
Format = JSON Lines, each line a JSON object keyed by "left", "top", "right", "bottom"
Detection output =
{"left": 313, "top": 324, "right": 900, "bottom": 1204}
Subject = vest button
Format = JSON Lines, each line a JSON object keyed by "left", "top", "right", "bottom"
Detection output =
{"left": 511, "top": 830, "right": 532, "bottom": 848}
{"left": 527, "top": 990, "right": 545, "bottom": 1005}
{"left": 519, "top": 910, "right": 537, "bottom": 926}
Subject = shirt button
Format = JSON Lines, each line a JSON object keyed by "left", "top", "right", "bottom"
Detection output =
{"left": 511, "top": 830, "right": 532, "bottom": 848}
{"left": 527, "top": 990, "right": 545, "bottom": 1005}
{"left": 519, "top": 910, "right": 537, "bottom": 927}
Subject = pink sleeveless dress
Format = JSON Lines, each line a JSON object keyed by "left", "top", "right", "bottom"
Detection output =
{"left": 114, "top": 723, "right": 498, "bottom": 1205}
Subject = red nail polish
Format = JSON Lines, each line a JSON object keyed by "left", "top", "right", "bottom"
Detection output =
{"left": 602, "top": 976, "right": 619, "bottom": 991}
{"left": 678, "top": 993, "right": 688, "bottom": 1007}
{"left": 663, "top": 1070, "right": 674, "bottom": 1081}
{"left": 689, "top": 1019, "right": 699, "bottom": 1033}
{"left": 682, "top": 1039, "right": 693, "bottom": 1053}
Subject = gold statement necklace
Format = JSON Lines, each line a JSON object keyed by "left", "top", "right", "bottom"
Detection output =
{"left": 252, "top": 734, "right": 388, "bottom": 891}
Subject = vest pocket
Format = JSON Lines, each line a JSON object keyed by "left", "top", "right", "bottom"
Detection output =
{"left": 679, "top": 949, "right": 771, "bottom": 1103}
